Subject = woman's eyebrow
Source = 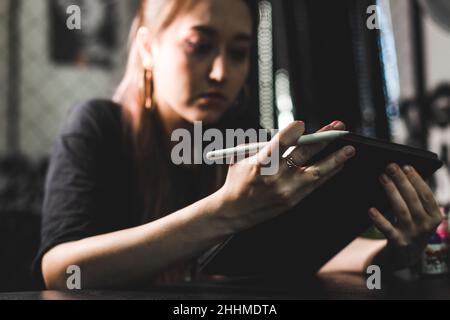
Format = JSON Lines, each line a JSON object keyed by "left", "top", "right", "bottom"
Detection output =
{"left": 191, "top": 25, "right": 252, "bottom": 42}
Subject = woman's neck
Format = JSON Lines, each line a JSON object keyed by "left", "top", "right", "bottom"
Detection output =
{"left": 155, "top": 105, "right": 193, "bottom": 138}
{"left": 153, "top": 104, "right": 200, "bottom": 164}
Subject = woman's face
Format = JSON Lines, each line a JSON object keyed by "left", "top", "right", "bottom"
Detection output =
{"left": 144, "top": 0, "right": 253, "bottom": 126}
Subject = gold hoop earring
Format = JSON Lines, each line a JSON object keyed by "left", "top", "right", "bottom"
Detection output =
{"left": 144, "top": 68, "right": 154, "bottom": 109}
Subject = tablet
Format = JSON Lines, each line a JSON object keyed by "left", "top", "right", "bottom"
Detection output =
{"left": 198, "top": 133, "right": 443, "bottom": 281}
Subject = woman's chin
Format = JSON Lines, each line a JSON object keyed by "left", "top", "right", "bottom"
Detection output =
{"left": 186, "top": 109, "right": 227, "bottom": 126}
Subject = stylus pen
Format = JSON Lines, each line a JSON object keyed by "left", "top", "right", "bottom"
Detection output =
{"left": 206, "top": 130, "right": 350, "bottom": 161}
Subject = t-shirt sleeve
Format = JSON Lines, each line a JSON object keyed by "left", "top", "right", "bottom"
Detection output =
{"left": 33, "top": 100, "right": 119, "bottom": 286}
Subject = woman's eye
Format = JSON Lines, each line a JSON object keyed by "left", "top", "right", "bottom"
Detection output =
{"left": 186, "top": 41, "right": 213, "bottom": 56}
{"left": 229, "top": 48, "right": 249, "bottom": 63}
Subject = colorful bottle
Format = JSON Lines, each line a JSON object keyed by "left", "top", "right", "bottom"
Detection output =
{"left": 421, "top": 231, "right": 448, "bottom": 276}
{"left": 444, "top": 207, "right": 450, "bottom": 267}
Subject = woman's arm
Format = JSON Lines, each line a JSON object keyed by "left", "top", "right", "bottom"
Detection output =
{"left": 43, "top": 121, "right": 355, "bottom": 290}
{"left": 319, "top": 238, "right": 387, "bottom": 274}
{"left": 42, "top": 190, "right": 232, "bottom": 290}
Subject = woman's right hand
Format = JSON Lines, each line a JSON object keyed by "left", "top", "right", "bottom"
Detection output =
{"left": 216, "top": 121, "right": 357, "bottom": 233}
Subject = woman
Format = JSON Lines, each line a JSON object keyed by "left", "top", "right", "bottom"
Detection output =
{"left": 36, "top": 0, "right": 442, "bottom": 289}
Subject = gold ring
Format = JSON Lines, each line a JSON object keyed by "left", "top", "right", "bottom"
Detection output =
{"left": 286, "top": 156, "right": 301, "bottom": 169}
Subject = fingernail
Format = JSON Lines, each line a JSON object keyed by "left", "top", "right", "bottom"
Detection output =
{"left": 379, "top": 174, "right": 390, "bottom": 184}
{"left": 403, "top": 165, "right": 413, "bottom": 174}
{"left": 332, "top": 121, "right": 342, "bottom": 129}
{"left": 344, "top": 146, "right": 356, "bottom": 158}
{"left": 368, "top": 208, "right": 378, "bottom": 218}
{"left": 386, "top": 164, "right": 398, "bottom": 176}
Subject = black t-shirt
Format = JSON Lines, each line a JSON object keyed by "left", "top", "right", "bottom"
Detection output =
{"left": 33, "top": 99, "right": 257, "bottom": 287}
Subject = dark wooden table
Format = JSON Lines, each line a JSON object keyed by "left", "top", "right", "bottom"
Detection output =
{"left": 1, "top": 272, "right": 449, "bottom": 300}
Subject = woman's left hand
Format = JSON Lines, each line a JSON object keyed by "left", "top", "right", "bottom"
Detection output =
{"left": 368, "top": 163, "right": 443, "bottom": 270}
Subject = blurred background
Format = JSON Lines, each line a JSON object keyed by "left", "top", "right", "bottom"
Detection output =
{"left": 0, "top": 0, "right": 449, "bottom": 291}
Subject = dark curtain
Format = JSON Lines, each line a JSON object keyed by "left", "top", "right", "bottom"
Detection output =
{"left": 270, "top": 0, "right": 389, "bottom": 138}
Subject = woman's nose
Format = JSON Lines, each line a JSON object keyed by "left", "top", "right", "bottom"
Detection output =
{"left": 209, "top": 54, "right": 228, "bottom": 83}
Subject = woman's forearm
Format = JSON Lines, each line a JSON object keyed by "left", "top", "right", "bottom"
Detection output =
{"left": 42, "top": 190, "right": 234, "bottom": 290}
{"left": 318, "top": 237, "right": 418, "bottom": 275}
{"left": 319, "top": 237, "right": 388, "bottom": 274}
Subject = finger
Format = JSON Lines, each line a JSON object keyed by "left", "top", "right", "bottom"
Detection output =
{"left": 402, "top": 165, "right": 442, "bottom": 222}
{"left": 379, "top": 173, "right": 413, "bottom": 226}
{"left": 257, "top": 121, "right": 305, "bottom": 165}
{"left": 230, "top": 146, "right": 257, "bottom": 164}
{"left": 287, "top": 145, "right": 326, "bottom": 170}
{"left": 368, "top": 208, "right": 402, "bottom": 243}
{"left": 386, "top": 164, "right": 427, "bottom": 223}
{"left": 287, "top": 121, "right": 347, "bottom": 168}
{"left": 293, "top": 145, "right": 355, "bottom": 186}
{"left": 317, "top": 120, "right": 346, "bottom": 133}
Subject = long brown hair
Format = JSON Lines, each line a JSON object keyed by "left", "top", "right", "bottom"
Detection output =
{"left": 113, "top": 0, "right": 252, "bottom": 221}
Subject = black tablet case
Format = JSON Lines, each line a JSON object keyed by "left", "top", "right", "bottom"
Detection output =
{"left": 198, "top": 133, "right": 443, "bottom": 280}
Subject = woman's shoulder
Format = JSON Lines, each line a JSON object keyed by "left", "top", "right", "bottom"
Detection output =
{"left": 61, "top": 99, "right": 124, "bottom": 139}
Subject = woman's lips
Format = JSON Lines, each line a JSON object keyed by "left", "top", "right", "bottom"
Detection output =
{"left": 197, "top": 92, "right": 228, "bottom": 103}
